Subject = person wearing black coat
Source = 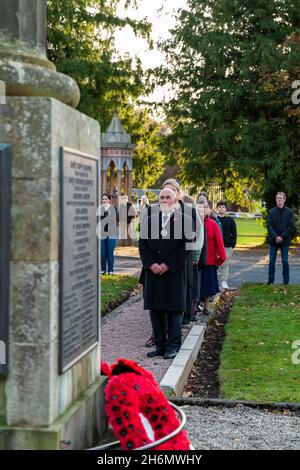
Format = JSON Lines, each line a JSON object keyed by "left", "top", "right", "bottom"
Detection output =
{"left": 161, "top": 180, "right": 202, "bottom": 326}
{"left": 139, "top": 188, "right": 193, "bottom": 360}
{"left": 267, "top": 192, "right": 296, "bottom": 285}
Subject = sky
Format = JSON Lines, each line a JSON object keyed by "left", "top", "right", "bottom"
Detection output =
{"left": 115, "top": 0, "right": 188, "bottom": 102}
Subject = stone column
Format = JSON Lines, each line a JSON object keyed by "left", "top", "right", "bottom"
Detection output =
{"left": 128, "top": 171, "right": 133, "bottom": 201}
{"left": 124, "top": 168, "right": 129, "bottom": 197}
{"left": 101, "top": 170, "right": 107, "bottom": 194}
{"left": 0, "top": 0, "right": 80, "bottom": 108}
{"left": 109, "top": 163, "right": 115, "bottom": 193}
{"left": 117, "top": 170, "right": 122, "bottom": 194}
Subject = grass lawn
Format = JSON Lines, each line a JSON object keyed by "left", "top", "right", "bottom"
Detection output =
{"left": 219, "top": 284, "right": 300, "bottom": 402}
{"left": 235, "top": 218, "right": 267, "bottom": 246}
{"left": 101, "top": 274, "right": 139, "bottom": 315}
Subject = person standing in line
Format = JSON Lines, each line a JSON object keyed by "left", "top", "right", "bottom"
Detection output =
{"left": 100, "top": 193, "right": 118, "bottom": 275}
{"left": 197, "top": 190, "right": 209, "bottom": 203}
{"left": 267, "top": 192, "right": 296, "bottom": 285}
{"left": 195, "top": 196, "right": 207, "bottom": 313}
{"left": 119, "top": 194, "right": 137, "bottom": 246}
{"left": 200, "top": 201, "right": 226, "bottom": 315}
{"left": 181, "top": 194, "right": 204, "bottom": 325}
{"left": 142, "top": 181, "right": 203, "bottom": 344}
{"left": 208, "top": 200, "right": 223, "bottom": 234}
{"left": 216, "top": 200, "right": 237, "bottom": 290}
{"left": 139, "top": 187, "right": 193, "bottom": 359}
{"left": 162, "top": 180, "right": 203, "bottom": 327}
{"left": 140, "top": 194, "right": 150, "bottom": 210}
{"left": 138, "top": 195, "right": 150, "bottom": 225}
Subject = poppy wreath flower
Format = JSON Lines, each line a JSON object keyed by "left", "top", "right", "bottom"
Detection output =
{"left": 101, "top": 361, "right": 112, "bottom": 378}
{"left": 103, "top": 358, "right": 191, "bottom": 450}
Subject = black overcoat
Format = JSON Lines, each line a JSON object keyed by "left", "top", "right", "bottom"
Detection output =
{"left": 139, "top": 210, "right": 192, "bottom": 311}
{"left": 267, "top": 206, "right": 296, "bottom": 246}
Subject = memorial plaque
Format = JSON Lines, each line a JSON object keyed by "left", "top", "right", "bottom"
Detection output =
{"left": 60, "top": 148, "right": 99, "bottom": 373}
{"left": 0, "top": 144, "right": 11, "bottom": 378}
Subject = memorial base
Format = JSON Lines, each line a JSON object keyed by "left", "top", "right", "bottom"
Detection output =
{"left": 0, "top": 376, "right": 107, "bottom": 450}
{"left": 0, "top": 97, "right": 102, "bottom": 449}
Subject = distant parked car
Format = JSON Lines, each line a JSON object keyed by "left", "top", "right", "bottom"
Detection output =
{"left": 227, "top": 211, "right": 241, "bottom": 218}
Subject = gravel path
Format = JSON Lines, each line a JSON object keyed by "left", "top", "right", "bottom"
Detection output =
{"left": 184, "top": 405, "right": 300, "bottom": 450}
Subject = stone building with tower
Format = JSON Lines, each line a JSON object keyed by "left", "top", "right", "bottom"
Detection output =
{"left": 101, "top": 112, "right": 134, "bottom": 202}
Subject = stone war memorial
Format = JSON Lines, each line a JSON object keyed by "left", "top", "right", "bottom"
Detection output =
{"left": 0, "top": 0, "right": 105, "bottom": 449}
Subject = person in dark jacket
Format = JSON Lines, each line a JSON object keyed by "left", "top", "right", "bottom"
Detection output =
{"left": 162, "top": 179, "right": 203, "bottom": 327}
{"left": 216, "top": 200, "right": 237, "bottom": 289}
{"left": 267, "top": 192, "right": 296, "bottom": 285}
{"left": 139, "top": 187, "right": 193, "bottom": 360}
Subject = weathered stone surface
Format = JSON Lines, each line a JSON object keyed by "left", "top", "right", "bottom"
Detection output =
{"left": 56, "top": 347, "right": 100, "bottom": 417}
{"left": 0, "top": 98, "right": 52, "bottom": 179}
{"left": 0, "top": 1, "right": 80, "bottom": 108}
{"left": 10, "top": 179, "right": 57, "bottom": 262}
{"left": 0, "top": 60, "right": 80, "bottom": 108}
{"left": 1, "top": 96, "right": 101, "bottom": 443}
{"left": 0, "top": 0, "right": 47, "bottom": 51}
{"left": 7, "top": 342, "right": 54, "bottom": 426}
{"left": 10, "top": 262, "right": 58, "bottom": 344}
{"left": 0, "top": 381, "right": 5, "bottom": 423}
{"left": 51, "top": 99, "right": 101, "bottom": 158}
{"left": 0, "top": 427, "right": 59, "bottom": 451}
{"left": 0, "top": 97, "right": 100, "bottom": 179}
{"left": 0, "top": 97, "right": 100, "bottom": 263}
{"left": 0, "top": 377, "right": 106, "bottom": 450}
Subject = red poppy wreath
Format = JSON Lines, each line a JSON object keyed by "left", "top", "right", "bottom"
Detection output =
{"left": 101, "top": 358, "right": 192, "bottom": 450}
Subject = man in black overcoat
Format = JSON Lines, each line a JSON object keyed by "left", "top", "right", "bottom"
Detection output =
{"left": 267, "top": 192, "right": 296, "bottom": 285}
{"left": 139, "top": 188, "right": 193, "bottom": 359}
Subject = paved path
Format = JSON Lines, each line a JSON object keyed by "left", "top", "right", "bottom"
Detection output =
{"left": 229, "top": 252, "right": 300, "bottom": 286}
{"left": 115, "top": 250, "right": 300, "bottom": 286}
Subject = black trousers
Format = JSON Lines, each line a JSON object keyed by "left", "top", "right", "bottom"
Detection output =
{"left": 183, "top": 286, "right": 193, "bottom": 323}
{"left": 150, "top": 310, "right": 183, "bottom": 353}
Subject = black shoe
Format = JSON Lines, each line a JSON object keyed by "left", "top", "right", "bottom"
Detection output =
{"left": 191, "top": 314, "right": 198, "bottom": 322}
{"left": 266, "top": 281, "right": 273, "bottom": 285}
{"left": 182, "top": 322, "right": 190, "bottom": 329}
{"left": 163, "top": 350, "right": 177, "bottom": 360}
{"left": 147, "top": 349, "right": 165, "bottom": 358}
{"left": 202, "top": 308, "right": 210, "bottom": 316}
{"left": 283, "top": 281, "right": 289, "bottom": 285}
{"left": 145, "top": 336, "right": 155, "bottom": 347}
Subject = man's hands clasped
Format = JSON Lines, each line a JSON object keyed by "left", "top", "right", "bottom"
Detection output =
{"left": 150, "top": 263, "right": 170, "bottom": 275}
